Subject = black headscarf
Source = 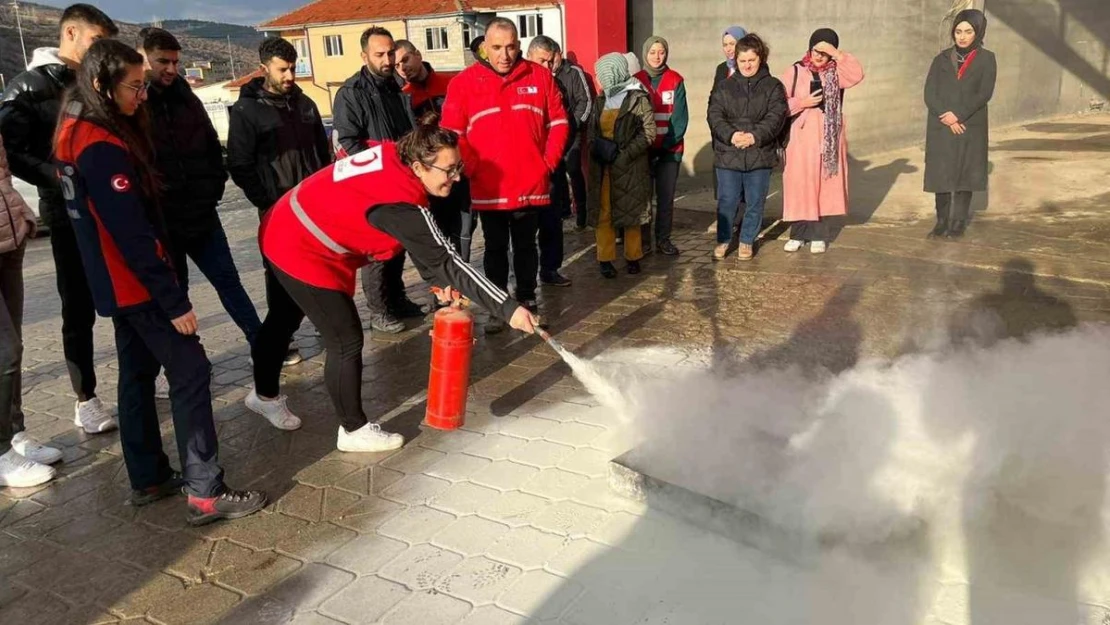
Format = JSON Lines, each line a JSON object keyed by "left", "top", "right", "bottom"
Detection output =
{"left": 951, "top": 9, "right": 987, "bottom": 51}
{"left": 808, "top": 28, "right": 840, "bottom": 50}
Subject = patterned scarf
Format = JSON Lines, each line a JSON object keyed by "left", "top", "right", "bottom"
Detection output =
{"left": 595, "top": 52, "right": 637, "bottom": 99}
{"left": 801, "top": 52, "right": 842, "bottom": 178}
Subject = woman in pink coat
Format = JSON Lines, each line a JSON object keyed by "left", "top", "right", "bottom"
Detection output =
{"left": 780, "top": 28, "right": 864, "bottom": 254}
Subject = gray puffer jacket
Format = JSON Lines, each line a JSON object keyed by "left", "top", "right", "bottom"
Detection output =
{"left": 0, "top": 133, "right": 35, "bottom": 253}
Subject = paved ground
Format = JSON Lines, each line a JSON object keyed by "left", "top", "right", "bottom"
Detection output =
{"left": 2, "top": 113, "right": 1109, "bottom": 625}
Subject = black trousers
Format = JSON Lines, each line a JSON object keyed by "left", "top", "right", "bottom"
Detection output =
{"left": 253, "top": 264, "right": 369, "bottom": 432}
{"left": 563, "top": 140, "right": 588, "bottom": 227}
{"left": 538, "top": 200, "right": 564, "bottom": 275}
{"left": 50, "top": 225, "right": 98, "bottom": 401}
{"left": 360, "top": 254, "right": 408, "bottom": 315}
{"left": 479, "top": 209, "right": 540, "bottom": 302}
{"left": 113, "top": 309, "right": 223, "bottom": 497}
{"left": 789, "top": 219, "right": 830, "bottom": 241}
{"left": 936, "top": 191, "right": 973, "bottom": 221}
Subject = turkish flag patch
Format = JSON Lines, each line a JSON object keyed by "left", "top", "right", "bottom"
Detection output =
{"left": 110, "top": 174, "right": 132, "bottom": 193}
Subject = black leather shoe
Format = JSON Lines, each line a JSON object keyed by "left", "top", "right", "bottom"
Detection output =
{"left": 627, "top": 260, "right": 642, "bottom": 275}
{"left": 599, "top": 262, "right": 617, "bottom": 279}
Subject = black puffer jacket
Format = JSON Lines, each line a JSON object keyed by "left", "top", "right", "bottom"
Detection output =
{"left": 707, "top": 64, "right": 787, "bottom": 172}
{"left": 227, "top": 77, "right": 331, "bottom": 212}
{"left": 147, "top": 77, "right": 228, "bottom": 237}
{"left": 0, "top": 48, "right": 75, "bottom": 229}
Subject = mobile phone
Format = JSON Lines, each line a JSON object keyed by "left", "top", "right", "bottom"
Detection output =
{"left": 809, "top": 77, "right": 824, "bottom": 110}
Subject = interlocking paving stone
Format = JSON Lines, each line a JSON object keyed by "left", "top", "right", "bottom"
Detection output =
{"left": 380, "top": 590, "right": 473, "bottom": 625}
{"left": 430, "top": 515, "right": 511, "bottom": 556}
{"left": 377, "top": 505, "right": 457, "bottom": 544}
{"left": 497, "top": 569, "right": 584, "bottom": 621}
{"left": 434, "top": 556, "right": 523, "bottom": 606}
{"left": 320, "top": 576, "right": 410, "bottom": 624}
{"left": 326, "top": 533, "right": 409, "bottom": 575}
{"left": 378, "top": 543, "right": 465, "bottom": 591}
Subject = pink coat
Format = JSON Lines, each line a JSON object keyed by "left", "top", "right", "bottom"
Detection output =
{"left": 780, "top": 53, "right": 864, "bottom": 222}
{"left": 0, "top": 133, "right": 36, "bottom": 254}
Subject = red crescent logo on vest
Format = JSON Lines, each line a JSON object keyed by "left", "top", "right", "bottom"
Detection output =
{"left": 351, "top": 150, "right": 379, "bottom": 167}
{"left": 111, "top": 174, "right": 132, "bottom": 193}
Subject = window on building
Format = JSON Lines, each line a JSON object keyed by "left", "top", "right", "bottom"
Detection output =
{"left": 518, "top": 13, "right": 544, "bottom": 38}
{"left": 425, "top": 26, "right": 449, "bottom": 51}
{"left": 293, "top": 38, "right": 311, "bottom": 75}
{"left": 323, "top": 34, "right": 344, "bottom": 57}
{"left": 462, "top": 23, "right": 473, "bottom": 49}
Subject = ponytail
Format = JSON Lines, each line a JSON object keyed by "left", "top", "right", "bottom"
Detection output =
{"left": 398, "top": 112, "right": 459, "bottom": 167}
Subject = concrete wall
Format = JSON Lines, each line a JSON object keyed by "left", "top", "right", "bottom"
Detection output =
{"left": 629, "top": 0, "right": 1110, "bottom": 187}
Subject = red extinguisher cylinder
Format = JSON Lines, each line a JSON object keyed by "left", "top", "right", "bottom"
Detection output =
{"left": 426, "top": 305, "right": 474, "bottom": 430}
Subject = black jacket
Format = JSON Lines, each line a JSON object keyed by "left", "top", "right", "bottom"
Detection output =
{"left": 0, "top": 48, "right": 75, "bottom": 228}
{"left": 707, "top": 65, "right": 787, "bottom": 172}
{"left": 227, "top": 77, "right": 330, "bottom": 213}
{"left": 554, "top": 60, "right": 593, "bottom": 139}
{"left": 333, "top": 67, "right": 415, "bottom": 155}
{"left": 147, "top": 76, "right": 228, "bottom": 237}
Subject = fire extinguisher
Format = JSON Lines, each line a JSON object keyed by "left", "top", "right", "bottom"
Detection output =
{"left": 425, "top": 289, "right": 474, "bottom": 430}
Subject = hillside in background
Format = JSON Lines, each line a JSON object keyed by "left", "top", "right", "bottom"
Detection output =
{"left": 0, "top": 3, "right": 260, "bottom": 89}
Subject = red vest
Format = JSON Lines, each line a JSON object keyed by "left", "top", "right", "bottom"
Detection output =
{"left": 261, "top": 141, "right": 426, "bottom": 294}
{"left": 635, "top": 68, "right": 684, "bottom": 154}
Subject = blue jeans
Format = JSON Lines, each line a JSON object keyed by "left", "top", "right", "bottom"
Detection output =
{"left": 169, "top": 224, "right": 262, "bottom": 344}
{"left": 715, "top": 168, "right": 771, "bottom": 245}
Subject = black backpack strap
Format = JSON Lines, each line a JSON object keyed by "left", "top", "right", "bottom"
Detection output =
{"left": 791, "top": 64, "right": 800, "bottom": 97}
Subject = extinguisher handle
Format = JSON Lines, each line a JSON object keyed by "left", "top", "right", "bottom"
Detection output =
{"left": 430, "top": 286, "right": 470, "bottom": 308}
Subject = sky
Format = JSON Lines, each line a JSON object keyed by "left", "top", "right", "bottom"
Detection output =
{"left": 32, "top": 0, "right": 303, "bottom": 26}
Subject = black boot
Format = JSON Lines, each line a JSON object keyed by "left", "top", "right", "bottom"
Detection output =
{"left": 927, "top": 203, "right": 950, "bottom": 239}
{"left": 946, "top": 220, "right": 968, "bottom": 240}
{"left": 599, "top": 261, "right": 617, "bottom": 279}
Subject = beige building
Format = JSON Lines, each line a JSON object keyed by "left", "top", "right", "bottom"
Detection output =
{"left": 259, "top": 1, "right": 563, "bottom": 117}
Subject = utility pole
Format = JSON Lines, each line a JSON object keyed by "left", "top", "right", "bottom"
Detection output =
{"left": 12, "top": 0, "right": 28, "bottom": 68}
{"left": 227, "top": 35, "right": 236, "bottom": 79}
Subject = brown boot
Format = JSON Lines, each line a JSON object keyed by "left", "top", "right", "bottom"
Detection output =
{"left": 737, "top": 243, "right": 754, "bottom": 261}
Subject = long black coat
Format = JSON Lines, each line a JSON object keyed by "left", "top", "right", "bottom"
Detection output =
{"left": 923, "top": 47, "right": 997, "bottom": 193}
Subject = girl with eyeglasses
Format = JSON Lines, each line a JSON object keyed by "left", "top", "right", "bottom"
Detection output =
{"left": 54, "top": 39, "right": 267, "bottom": 525}
{"left": 250, "top": 113, "right": 539, "bottom": 454}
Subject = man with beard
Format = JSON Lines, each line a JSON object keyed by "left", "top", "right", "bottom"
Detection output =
{"left": 139, "top": 28, "right": 261, "bottom": 399}
{"left": 394, "top": 40, "right": 472, "bottom": 261}
{"left": 332, "top": 27, "right": 425, "bottom": 334}
{"left": 227, "top": 37, "right": 330, "bottom": 426}
{"left": 0, "top": 4, "right": 119, "bottom": 435}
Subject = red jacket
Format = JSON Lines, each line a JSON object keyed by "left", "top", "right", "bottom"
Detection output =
{"left": 441, "top": 59, "right": 569, "bottom": 211}
{"left": 404, "top": 63, "right": 458, "bottom": 117}
{"left": 261, "top": 141, "right": 422, "bottom": 293}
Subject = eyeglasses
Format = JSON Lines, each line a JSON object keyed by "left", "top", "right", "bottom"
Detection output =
{"left": 120, "top": 80, "right": 151, "bottom": 97}
{"left": 426, "top": 162, "right": 465, "bottom": 179}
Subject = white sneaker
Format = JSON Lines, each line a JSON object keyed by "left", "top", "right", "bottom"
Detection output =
{"left": 810, "top": 241, "right": 827, "bottom": 254}
{"left": 0, "top": 449, "right": 56, "bottom": 488}
{"left": 11, "top": 432, "right": 63, "bottom": 465}
{"left": 784, "top": 239, "right": 804, "bottom": 253}
{"left": 154, "top": 373, "right": 170, "bottom": 399}
{"left": 337, "top": 422, "right": 404, "bottom": 453}
{"left": 74, "top": 398, "right": 119, "bottom": 434}
{"left": 245, "top": 390, "right": 303, "bottom": 431}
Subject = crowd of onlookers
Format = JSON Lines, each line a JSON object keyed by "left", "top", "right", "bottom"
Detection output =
{"left": 0, "top": 3, "right": 996, "bottom": 525}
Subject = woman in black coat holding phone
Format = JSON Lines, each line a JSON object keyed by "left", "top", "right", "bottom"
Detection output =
{"left": 923, "top": 9, "right": 997, "bottom": 240}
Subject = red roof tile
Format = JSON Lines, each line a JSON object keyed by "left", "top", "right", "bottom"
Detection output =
{"left": 260, "top": 0, "right": 559, "bottom": 29}
{"left": 227, "top": 69, "right": 265, "bottom": 88}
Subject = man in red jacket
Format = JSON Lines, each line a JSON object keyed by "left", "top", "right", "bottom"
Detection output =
{"left": 441, "top": 17, "right": 569, "bottom": 332}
